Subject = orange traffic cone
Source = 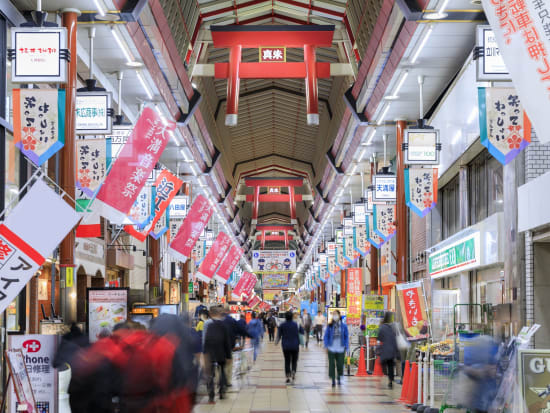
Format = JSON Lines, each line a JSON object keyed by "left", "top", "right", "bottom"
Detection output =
{"left": 372, "top": 356, "right": 384, "bottom": 376}
{"left": 405, "top": 362, "right": 418, "bottom": 406}
{"left": 355, "top": 347, "right": 368, "bottom": 377}
{"left": 399, "top": 360, "right": 410, "bottom": 402}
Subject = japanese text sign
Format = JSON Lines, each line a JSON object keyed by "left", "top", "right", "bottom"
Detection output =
{"left": 327, "top": 254, "right": 339, "bottom": 277}
{"left": 169, "top": 196, "right": 188, "bottom": 217}
{"left": 168, "top": 217, "right": 183, "bottom": 244}
{"left": 149, "top": 210, "right": 169, "bottom": 240}
{"left": 94, "top": 107, "right": 176, "bottom": 224}
{"left": 214, "top": 245, "right": 243, "bottom": 284}
{"left": 259, "top": 47, "right": 286, "bottom": 62}
{"left": 11, "top": 27, "right": 67, "bottom": 83}
{"left": 126, "top": 185, "right": 153, "bottom": 227}
{"left": 396, "top": 281, "right": 429, "bottom": 341}
{"left": 404, "top": 129, "right": 440, "bottom": 165}
{"left": 168, "top": 195, "right": 213, "bottom": 263}
{"left": 346, "top": 268, "right": 362, "bottom": 326}
{"left": 373, "top": 204, "right": 396, "bottom": 241}
{"left": 336, "top": 244, "right": 348, "bottom": 270}
{"left": 13, "top": 89, "right": 65, "bottom": 166}
{"left": 196, "top": 232, "right": 232, "bottom": 283}
{"left": 353, "top": 224, "right": 370, "bottom": 257}
{"left": 343, "top": 236, "right": 359, "bottom": 264}
{"left": 232, "top": 272, "right": 257, "bottom": 300}
{"left": 373, "top": 175, "right": 397, "bottom": 202}
{"left": 367, "top": 214, "right": 385, "bottom": 249}
{"left": 429, "top": 232, "right": 480, "bottom": 278}
{"left": 478, "top": 87, "right": 531, "bottom": 164}
{"left": 76, "top": 138, "right": 111, "bottom": 198}
{"left": 248, "top": 295, "right": 261, "bottom": 309}
{"left": 405, "top": 168, "right": 438, "bottom": 217}
{"left": 476, "top": 26, "right": 510, "bottom": 81}
{"left": 252, "top": 250, "right": 296, "bottom": 272}
{"left": 76, "top": 91, "right": 112, "bottom": 135}
{"left": 353, "top": 203, "right": 366, "bottom": 225}
{"left": 481, "top": 0, "right": 550, "bottom": 144}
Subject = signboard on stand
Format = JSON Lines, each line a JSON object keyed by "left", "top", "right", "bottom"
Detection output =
{"left": 6, "top": 350, "right": 35, "bottom": 413}
{"left": 87, "top": 288, "right": 128, "bottom": 342}
{"left": 396, "top": 281, "right": 429, "bottom": 341}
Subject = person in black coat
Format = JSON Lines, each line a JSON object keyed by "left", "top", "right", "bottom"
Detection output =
{"left": 203, "top": 306, "right": 232, "bottom": 402}
{"left": 377, "top": 312, "right": 400, "bottom": 388}
{"left": 276, "top": 311, "right": 304, "bottom": 384}
{"left": 221, "top": 306, "right": 249, "bottom": 387}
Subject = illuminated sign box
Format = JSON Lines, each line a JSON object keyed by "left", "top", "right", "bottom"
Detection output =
{"left": 352, "top": 203, "right": 366, "bottom": 225}
{"left": 76, "top": 91, "right": 113, "bottom": 135}
{"left": 475, "top": 25, "right": 510, "bottom": 82}
{"left": 403, "top": 129, "right": 440, "bottom": 165}
{"left": 372, "top": 175, "right": 397, "bottom": 202}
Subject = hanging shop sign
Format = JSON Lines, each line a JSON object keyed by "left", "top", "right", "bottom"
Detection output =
{"left": 10, "top": 27, "right": 68, "bottom": 83}
{"left": 335, "top": 228, "right": 344, "bottom": 244}
{"left": 94, "top": 107, "right": 176, "bottom": 224}
{"left": 126, "top": 185, "right": 153, "bottom": 227}
{"left": 259, "top": 47, "right": 286, "bottom": 62}
{"left": 352, "top": 203, "right": 366, "bottom": 225}
{"left": 0, "top": 179, "right": 80, "bottom": 315}
{"left": 191, "top": 240, "right": 206, "bottom": 265}
{"left": 481, "top": 0, "right": 550, "bottom": 144}
{"left": 403, "top": 129, "right": 440, "bottom": 165}
{"left": 168, "top": 195, "right": 213, "bottom": 262}
{"left": 353, "top": 224, "right": 370, "bottom": 257}
{"left": 168, "top": 196, "right": 188, "bottom": 218}
{"left": 365, "top": 190, "right": 374, "bottom": 213}
{"left": 6, "top": 350, "right": 35, "bottom": 412}
{"left": 108, "top": 127, "right": 132, "bottom": 159}
{"left": 168, "top": 218, "right": 184, "bottom": 244}
{"left": 478, "top": 87, "right": 531, "bottom": 165}
{"left": 262, "top": 273, "right": 290, "bottom": 289}
{"left": 518, "top": 349, "right": 550, "bottom": 412}
{"left": 373, "top": 204, "right": 396, "bottom": 241}
{"left": 327, "top": 254, "right": 339, "bottom": 277}
{"left": 248, "top": 295, "right": 261, "bottom": 308}
{"left": 428, "top": 232, "right": 481, "bottom": 278}
{"left": 232, "top": 272, "right": 257, "bottom": 300}
{"left": 150, "top": 210, "right": 169, "bottom": 240}
{"left": 405, "top": 168, "right": 438, "bottom": 217}
{"left": 9, "top": 334, "right": 58, "bottom": 413}
{"left": 372, "top": 175, "right": 397, "bottom": 203}
{"left": 215, "top": 245, "right": 244, "bottom": 284}
{"left": 76, "top": 91, "right": 113, "bottom": 135}
{"left": 343, "top": 236, "right": 359, "bottom": 264}
{"left": 396, "top": 281, "right": 429, "bottom": 341}
{"left": 336, "top": 243, "right": 348, "bottom": 270}
{"left": 196, "top": 232, "right": 232, "bottom": 283}
{"left": 475, "top": 26, "right": 510, "bottom": 81}
{"left": 252, "top": 250, "right": 296, "bottom": 272}
{"left": 346, "top": 268, "right": 362, "bottom": 327}
{"left": 87, "top": 288, "right": 128, "bottom": 342}
{"left": 13, "top": 89, "right": 65, "bottom": 166}
{"left": 343, "top": 218, "right": 354, "bottom": 236}
{"left": 380, "top": 241, "right": 395, "bottom": 285}
{"left": 76, "top": 138, "right": 111, "bottom": 198}
{"left": 367, "top": 214, "right": 385, "bottom": 249}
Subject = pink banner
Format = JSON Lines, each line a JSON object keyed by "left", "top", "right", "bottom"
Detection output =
{"left": 94, "top": 107, "right": 176, "bottom": 223}
{"left": 196, "top": 232, "right": 232, "bottom": 283}
{"left": 214, "top": 245, "right": 243, "bottom": 284}
{"left": 168, "top": 195, "right": 213, "bottom": 262}
{"left": 232, "top": 272, "right": 257, "bottom": 300}
{"left": 248, "top": 295, "right": 261, "bottom": 309}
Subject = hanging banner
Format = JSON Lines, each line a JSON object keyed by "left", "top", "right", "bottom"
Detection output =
{"left": 168, "top": 217, "right": 184, "bottom": 244}
{"left": 405, "top": 168, "right": 438, "bottom": 217}
{"left": 343, "top": 235, "right": 359, "bottom": 264}
{"left": 396, "top": 281, "right": 429, "bottom": 341}
{"left": 252, "top": 250, "right": 296, "bottom": 272}
{"left": 327, "top": 254, "right": 339, "bottom": 277}
{"left": 346, "top": 268, "right": 362, "bottom": 327}
{"left": 335, "top": 244, "right": 348, "bottom": 270}
{"left": 196, "top": 232, "right": 232, "bottom": 283}
{"left": 259, "top": 301, "right": 271, "bottom": 311}
{"left": 380, "top": 241, "right": 395, "bottom": 285}
{"left": 478, "top": 87, "right": 531, "bottom": 165}
{"left": 150, "top": 209, "right": 169, "bottom": 240}
{"left": 191, "top": 240, "right": 206, "bottom": 266}
{"left": 0, "top": 179, "right": 80, "bottom": 314}
{"left": 76, "top": 138, "right": 111, "bottom": 198}
{"left": 320, "top": 264, "right": 329, "bottom": 283}
{"left": 262, "top": 273, "right": 290, "bottom": 289}
{"left": 13, "top": 89, "right": 65, "bottom": 166}
{"left": 232, "top": 272, "right": 257, "bottom": 300}
{"left": 353, "top": 224, "right": 370, "bottom": 257}
{"left": 214, "top": 245, "right": 243, "bottom": 284}
{"left": 168, "top": 195, "right": 213, "bottom": 263}
{"left": 374, "top": 204, "right": 396, "bottom": 241}
{"left": 367, "top": 213, "right": 385, "bottom": 249}
{"left": 481, "top": 0, "right": 550, "bottom": 144}
{"left": 94, "top": 107, "right": 176, "bottom": 224}
{"left": 248, "top": 295, "right": 261, "bottom": 309}
{"left": 126, "top": 185, "right": 153, "bottom": 227}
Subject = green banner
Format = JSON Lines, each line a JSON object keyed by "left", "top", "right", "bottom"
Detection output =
{"left": 429, "top": 234, "right": 478, "bottom": 277}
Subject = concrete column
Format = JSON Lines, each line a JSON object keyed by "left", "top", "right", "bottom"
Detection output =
{"left": 226, "top": 45, "right": 241, "bottom": 126}
{"left": 304, "top": 44, "right": 319, "bottom": 125}
{"left": 396, "top": 120, "right": 408, "bottom": 284}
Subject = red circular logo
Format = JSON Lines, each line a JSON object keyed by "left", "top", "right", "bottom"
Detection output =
{"left": 22, "top": 340, "right": 41, "bottom": 353}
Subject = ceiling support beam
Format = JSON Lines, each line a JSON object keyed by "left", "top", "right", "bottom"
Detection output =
{"left": 245, "top": 177, "right": 304, "bottom": 187}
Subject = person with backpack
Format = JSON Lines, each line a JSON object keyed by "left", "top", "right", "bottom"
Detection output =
{"left": 247, "top": 312, "right": 264, "bottom": 361}
{"left": 276, "top": 311, "right": 304, "bottom": 384}
{"left": 324, "top": 310, "right": 349, "bottom": 387}
{"left": 301, "top": 309, "right": 312, "bottom": 348}
{"left": 267, "top": 312, "right": 277, "bottom": 342}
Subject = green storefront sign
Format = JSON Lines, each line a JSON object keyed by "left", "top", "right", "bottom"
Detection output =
{"left": 428, "top": 233, "right": 479, "bottom": 277}
{"left": 188, "top": 283, "right": 194, "bottom": 294}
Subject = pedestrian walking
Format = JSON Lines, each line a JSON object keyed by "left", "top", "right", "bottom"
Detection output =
{"left": 377, "top": 312, "right": 399, "bottom": 388}
{"left": 276, "top": 311, "right": 304, "bottom": 384}
{"left": 323, "top": 310, "right": 349, "bottom": 387}
{"left": 247, "top": 312, "right": 264, "bottom": 361}
{"left": 301, "top": 309, "right": 312, "bottom": 348}
{"left": 221, "top": 306, "right": 248, "bottom": 387}
{"left": 313, "top": 311, "right": 325, "bottom": 344}
{"left": 267, "top": 312, "right": 277, "bottom": 342}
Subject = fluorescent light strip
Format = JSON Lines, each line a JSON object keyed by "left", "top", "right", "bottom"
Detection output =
{"left": 93, "top": 0, "right": 106, "bottom": 16}
{"left": 437, "top": 0, "right": 451, "bottom": 14}
{"left": 366, "top": 129, "right": 376, "bottom": 146}
{"left": 111, "top": 27, "right": 133, "bottom": 64}
{"left": 377, "top": 104, "right": 391, "bottom": 125}
{"left": 467, "top": 106, "right": 478, "bottom": 124}
{"left": 411, "top": 26, "right": 433, "bottom": 64}
{"left": 137, "top": 71, "right": 153, "bottom": 100}
{"left": 392, "top": 71, "right": 409, "bottom": 97}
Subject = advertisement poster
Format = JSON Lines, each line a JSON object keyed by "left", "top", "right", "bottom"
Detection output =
{"left": 396, "top": 281, "right": 429, "bottom": 341}
{"left": 346, "top": 268, "right": 362, "bottom": 326}
{"left": 87, "top": 288, "right": 128, "bottom": 342}
{"left": 252, "top": 250, "right": 296, "bottom": 272}
{"left": 9, "top": 335, "right": 58, "bottom": 413}
{"left": 263, "top": 290, "right": 282, "bottom": 302}
{"left": 262, "top": 273, "right": 290, "bottom": 289}
{"left": 518, "top": 349, "right": 550, "bottom": 412}
{"left": 363, "top": 295, "right": 386, "bottom": 311}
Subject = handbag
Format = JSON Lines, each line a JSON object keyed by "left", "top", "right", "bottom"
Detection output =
{"left": 394, "top": 324, "right": 410, "bottom": 351}
{"left": 299, "top": 333, "right": 305, "bottom": 347}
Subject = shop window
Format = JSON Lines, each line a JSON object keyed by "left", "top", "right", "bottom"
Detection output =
{"left": 468, "top": 150, "right": 503, "bottom": 225}
{"left": 441, "top": 175, "right": 460, "bottom": 239}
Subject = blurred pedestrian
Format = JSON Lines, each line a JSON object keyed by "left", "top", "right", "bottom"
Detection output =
{"left": 377, "top": 312, "right": 399, "bottom": 388}
{"left": 267, "top": 312, "right": 277, "bottom": 342}
{"left": 313, "top": 311, "right": 326, "bottom": 344}
{"left": 276, "top": 311, "right": 304, "bottom": 384}
{"left": 301, "top": 309, "right": 312, "bottom": 348}
{"left": 237, "top": 312, "right": 247, "bottom": 347}
{"left": 324, "top": 310, "right": 349, "bottom": 387}
{"left": 247, "top": 312, "right": 263, "bottom": 361}
{"left": 221, "top": 306, "right": 248, "bottom": 387}
{"left": 203, "top": 306, "right": 232, "bottom": 403}
{"left": 196, "top": 310, "right": 209, "bottom": 342}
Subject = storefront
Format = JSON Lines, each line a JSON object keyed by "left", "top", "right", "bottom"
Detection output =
{"left": 75, "top": 239, "right": 106, "bottom": 323}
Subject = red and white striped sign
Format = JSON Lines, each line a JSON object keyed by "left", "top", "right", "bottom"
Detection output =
{"left": 168, "top": 195, "right": 213, "bottom": 262}
{"left": 214, "top": 245, "right": 243, "bottom": 284}
{"left": 196, "top": 232, "right": 232, "bottom": 283}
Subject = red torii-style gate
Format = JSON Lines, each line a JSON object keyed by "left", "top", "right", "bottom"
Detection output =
{"left": 210, "top": 25, "right": 335, "bottom": 126}
{"left": 245, "top": 177, "right": 303, "bottom": 225}
{"left": 255, "top": 224, "right": 295, "bottom": 249}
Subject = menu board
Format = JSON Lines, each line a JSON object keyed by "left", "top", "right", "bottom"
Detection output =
{"left": 87, "top": 288, "right": 128, "bottom": 342}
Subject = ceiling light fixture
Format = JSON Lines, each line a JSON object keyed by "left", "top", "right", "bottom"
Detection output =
{"left": 93, "top": 0, "right": 106, "bottom": 16}
{"left": 111, "top": 26, "right": 133, "bottom": 64}
{"left": 391, "top": 70, "right": 409, "bottom": 98}
{"left": 366, "top": 128, "right": 377, "bottom": 146}
{"left": 411, "top": 26, "right": 434, "bottom": 64}
{"left": 424, "top": 0, "right": 451, "bottom": 19}
{"left": 136, "top": 71, "right": 153, "bottom": 100}
{"left": 377, "top": 104, "right": 391, "bottom": 125}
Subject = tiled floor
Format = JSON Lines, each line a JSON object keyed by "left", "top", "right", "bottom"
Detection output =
{"left": 194, "top": 339, "right": 410, "bottom": 413}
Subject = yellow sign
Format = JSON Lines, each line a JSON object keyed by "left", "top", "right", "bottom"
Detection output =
{"left": 65, "top": 267, "right": 74, "bottom": 288}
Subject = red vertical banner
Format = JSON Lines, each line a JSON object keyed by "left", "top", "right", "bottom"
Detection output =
{"left": 396, "top": 281, "right": 429, "bottom": 341}
{"left": 94, "top": 107, "right": 176, "bottom": 223}
{"left": 248, "top": 295, "right": 261, "bottom": 308}
{"left": 168, "top": 195, "right": 213, "bottom": 262}
{"left": 346, "top": 268, "right": 362, "bottom": 326}
{"left": 232, "top": 272, "right": 257, "bottom": 300}
{"left": 214, "top": 245, "right": 243, "bottom": 284}
{"left": 196, "top": 232, "right": 232, "bottom": 283}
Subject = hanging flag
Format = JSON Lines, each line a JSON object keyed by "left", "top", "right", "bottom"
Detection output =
{"left": 168, "top": 195, "right": 213, "bottom": 262}
{"left": 196, "top": 232, "right": 232, "bottom": 283}
{"left": 343, "top": 235, "right": 359, "bottom": 264}
{"left": 373, "top": 204, "right": 396, "bottom": 242}
{"left": 191, "top": 240, "right": 206, "bottom": 266}
{"left": 232, "top": 272, "right": 257, "bottom": 300}
{"left": 0, "top": 179, "right": 80, "bottom": 314}
{"left": 168, "top": 217, "right": 184, "bottom": 244}
{"left": 94, "top": 107, "right": 176, "bottom": 224}
{"left": 478, "top": 87, "right": 531, "bottom": 165}
{"left": 367, "top": 214, "right": 385, "bottom": 249}
{"left": 248, "top": 294, "right": 261, "bottom": 309}
{"left": 353, "top": 224, "right": 370, "bottom": 257}
{"left": 76, "top": 138, "right": 111, "bottom": 198}
{"left": 126, "top": 185, "right": 153, "bottom": 228}
{"left": 405, "top": 168, "right": 438, "bottom": 217}
{"left": 75, "top": 205, "right": 101, "bottom": 238}
{"left": 150, "top": 209, "right": 169, "bottom": 240}
{"left": 214, "top": 245, "right": 243, "bottom": 284}
{"left": 13, "top": 89, "right": 65, "bottom": 166}
{"left": 335, "top": 243, "right": 348, "bottom": 270}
